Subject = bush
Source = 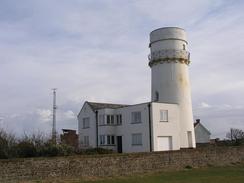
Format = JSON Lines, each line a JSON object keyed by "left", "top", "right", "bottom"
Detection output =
{"left": 37, "top": 142, "right": 74, "bottom": 157}
{"left": 0, "top": 129, "right": 16, "bottom": 159}
{"left": 0, "top": 136, "right": 9, "bottom": 159}
{"left": 76, "top": 148, "right": 114, "bottom": 155}
{"left": 185, "top": 165, "right": 192, "bottom": 169}
{"left": 16, "top": 141, "right": 37, "bottom": 158}
{"left": 0, "top": 129, "right": 113, "bottom": 159}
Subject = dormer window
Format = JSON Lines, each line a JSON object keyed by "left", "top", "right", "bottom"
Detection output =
{"left": 155, "top": 91, "right": 159, "bottom": 102}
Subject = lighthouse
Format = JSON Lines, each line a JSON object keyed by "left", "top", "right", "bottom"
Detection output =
{"left": 78, "top": 27, "right": 196, "bottom": 152}
{"left": 149, "top": 27, "right": 196, "bottom": 148}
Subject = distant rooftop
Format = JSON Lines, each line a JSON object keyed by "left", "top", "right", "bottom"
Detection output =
{"left": 62, "top": 129, "right": 76, "bottom": 132}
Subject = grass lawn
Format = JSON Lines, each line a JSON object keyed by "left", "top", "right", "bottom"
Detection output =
{"left": 32, "top": 163, "right": 244, "bottom": 183}
{"left": 81, "top": 164, "right": 244, "bottom": 183}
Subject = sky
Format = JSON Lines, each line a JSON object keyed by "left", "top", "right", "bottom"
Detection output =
{"left": 0, "top": 0, "right": 244, "bottom": 139}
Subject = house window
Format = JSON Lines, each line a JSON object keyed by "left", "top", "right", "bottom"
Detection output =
{"left": 131, "top": 111, "right": 141, "bottom": 124}
{"left": 100, "top": 135, "right": 106, "bottom": 145}
{"left": 132, "top": 133, "right": 142, "bottom": 145}
{"left": 83, "top": 117, "right": 90, "bottom": 128}
{"left": 116, "top": 114, "right": 122, "bottom": 125}
{"left": 111, "top": 136, "right": 115, "bottom": 144}
{"left": 160, "top": 110, "right": 168, "bottom": 122}
{"left": 111, "top": 115, "right": 114, "bottom": 125}
{"left": 107, "top": 135, "right": 111, "bottom": 145}
{"left": 106, "top": 115, "right": 111, "bottom": 124}
{"left": 99, "top": 135, "right": 115, "bottom": 145}
{"left": 107, "top": 135, "right": 115, "bottom": 145}
{"left": 105, "top": 115, "right": 115, "bottom": 125}
{"left": 99, "top": 114, "right": 105, "bottom": 125}
{"left": 183, "top": 44, "right": 186, "bottom": 50}
{"left": 84, "top": 136, "right": 89, "bottom": 146}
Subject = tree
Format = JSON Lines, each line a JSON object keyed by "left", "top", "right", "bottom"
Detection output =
{"left": 226, "top": 128, "right": 244, "bottom": 145}
{"left": 0, "top": 128, "right": 16, "bottom": 158}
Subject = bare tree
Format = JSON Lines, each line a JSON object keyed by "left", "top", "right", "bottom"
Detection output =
{"left": 226, "top": 128, "right": 244, "bottom": 144}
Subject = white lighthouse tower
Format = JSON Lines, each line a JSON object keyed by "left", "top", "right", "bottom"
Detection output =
{"left": 149, "top": 27, "right": 196, "bottom": 148}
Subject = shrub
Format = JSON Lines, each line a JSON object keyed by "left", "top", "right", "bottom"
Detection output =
{"left": 185, "top": 165, "right": 192, "bottom": 169}
{"left": 76, "top": 148, "right": 114, "bottom": 155}
{"left": 0, "top": 129, "right": 114, "bottom": 159}
{"left": 16, "top": 141, "right": 37, "bottom": 158}
{"left": 0, "top": 129, "right": 16, "bottom": 159}
{"left": 37, "top": 142, "right": 74, "bottom": 157}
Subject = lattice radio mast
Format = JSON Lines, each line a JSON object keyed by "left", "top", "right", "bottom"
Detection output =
{"left": 52, "top": 88, "right": 57, "bottom": 143}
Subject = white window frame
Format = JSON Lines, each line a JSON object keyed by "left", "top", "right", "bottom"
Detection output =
{"left": 99, "top": 135, "right": 115, "bottom": 146}
{"left": 99, "top": 135, "right": 106, "bottom": 145}
{"left": 160, "top": 110, "right": 168, "bottom": 122}
{"left": 111, "top": 115, "right": 114, "bottom": 125}
{"left": 105, "top": 115, "right": 116, "bottom": 125}
{"left": 83, "top": 117, "right": 90, "bottom": 128}
{"left": 131, "top": 111, "right": 141, "bottom": 124}
{"left": 132, "top": 133, "right": 142, "bottom": 146}
{"left": 84, "top": 136, "right": 89, "bottom": 146}
{"left": 107, "top": 135, "right": 115, "bottom": 145}
{"left": 116, "top": 114, "right": 122, "bottom": 125}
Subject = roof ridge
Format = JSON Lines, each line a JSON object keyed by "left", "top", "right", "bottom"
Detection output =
{"left": 87, "top": 101, "right": 129, "bottom": 106}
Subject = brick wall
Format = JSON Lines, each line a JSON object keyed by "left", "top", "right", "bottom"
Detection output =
{"left": 0, "top": 146, "right": 244, "bottom": 182}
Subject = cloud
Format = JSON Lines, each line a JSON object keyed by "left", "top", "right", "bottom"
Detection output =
{"left": 199, "top": 102, "right": 212, "bottom": 109}
{"left": 36, "top": 109, "right": 52, "bottom": 122}
{"left": 194, "top": 102, "right": 244, "bottom": 138}
{"left": 0, "top": 0, "right": 244, "bottom": 139}
{"left": 63, "top": 110, "right": 76, "bottom": 119}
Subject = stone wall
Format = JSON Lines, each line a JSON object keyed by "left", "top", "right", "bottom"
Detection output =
{"left": 0, "top": 146, "right": 244, "bottom": 182}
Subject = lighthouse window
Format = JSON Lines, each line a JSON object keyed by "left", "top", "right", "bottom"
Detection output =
{"left": 160, "top": 110, "right": 168, "bottom": 122}
{"left": 155, "top": 91, "right": 159, "bottom": 102}
{"left": 183, "top": 44, "right": 186, "bottom": 50}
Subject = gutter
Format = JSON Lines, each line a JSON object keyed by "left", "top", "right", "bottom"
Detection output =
{"left": 95, "top": 110, "right": 98, "bottom": 148}
{"left": 148, "top": 103, "right": 152, "bottom": 152}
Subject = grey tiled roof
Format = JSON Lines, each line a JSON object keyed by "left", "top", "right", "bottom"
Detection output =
{"left": 87, "top": 101, "right": 129, "bottom": 111}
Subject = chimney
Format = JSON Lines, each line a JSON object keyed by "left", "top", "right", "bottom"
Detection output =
{"left": 196, "top": 119, "right": 200, "bottom": 123}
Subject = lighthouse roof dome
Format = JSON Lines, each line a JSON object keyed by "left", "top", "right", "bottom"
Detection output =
{"left": 150, "top": 27, "right": 187, "bottom": 45}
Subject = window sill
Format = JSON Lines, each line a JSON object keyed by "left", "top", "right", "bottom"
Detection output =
{"left": 99, "top": 124, "right": 122, "bottom": 126}
{"left": 131, "top": 122, "right": 142, "bottom": 124}
{"left": 99, "top": 124, "right": 116, "bottom": 126}
{"left": 99, "top": 144, "right": 116, "bottom": 146}
{"left": 160, "top": 120, "right": 168, "bottom": 122}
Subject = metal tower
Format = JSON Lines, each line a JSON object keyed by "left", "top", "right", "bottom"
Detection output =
{"left": 52, "top": 88, "right": 57, "bottom": 143}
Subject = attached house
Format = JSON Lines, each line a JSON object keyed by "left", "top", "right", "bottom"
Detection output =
{"left": 78, "top": 101, "right": 185, "bottom": 153}
{"left": 77, "top": 27, "right": 197, "bottom": 153}
{"left": 194, "top": 119, "right": 211, "bottom": 144}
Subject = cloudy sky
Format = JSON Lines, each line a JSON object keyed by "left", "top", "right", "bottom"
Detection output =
{"left": 0, "top": 0, "right": 243, "bottom": 138}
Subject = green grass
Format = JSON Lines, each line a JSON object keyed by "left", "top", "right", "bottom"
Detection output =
{"left": 81, "top": 164, "right": 244, "bottom": 183}
{"left": 31, "top": 163, "right": 244, "bottom": 183}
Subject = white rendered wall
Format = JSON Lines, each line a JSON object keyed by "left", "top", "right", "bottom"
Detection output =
{"left": 77, "top": 102, "right": 96, "bottom": 148}
{"left": 97, "top": 108, "right": 117, "bottom": 151}
{"left": 150, "top": 27, "right": 196, "bottom": 148}
{"left": 151, "top": 102, "right": 180, "bottom": 151}
{"left": 116, "top": 103, "right": 150, "bottom": 153}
